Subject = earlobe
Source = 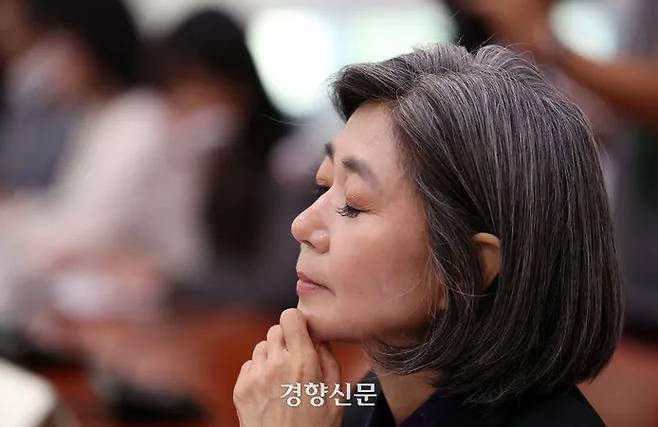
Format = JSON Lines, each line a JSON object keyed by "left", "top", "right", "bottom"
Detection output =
{"left": 472, "top": 232, "right": 502, "bottom": 290}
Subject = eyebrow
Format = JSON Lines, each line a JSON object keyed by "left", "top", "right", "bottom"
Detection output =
{"left": 324, "top": 141, "right": 380, "bottom": 190}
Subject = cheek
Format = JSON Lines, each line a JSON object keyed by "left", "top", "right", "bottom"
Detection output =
{"left": 334, "top": 227, "right": 421, "bottom": 296}
{"left": 320, "top": 222, "right": 431, "bottom": 340}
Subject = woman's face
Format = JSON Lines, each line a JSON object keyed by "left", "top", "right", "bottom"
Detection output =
{"left": 291, "top": 102, "right": 437, "bottom": 344}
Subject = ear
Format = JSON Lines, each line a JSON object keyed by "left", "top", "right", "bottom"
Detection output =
{"left": 472, "top": 233, "right": 501, "bottom": 290}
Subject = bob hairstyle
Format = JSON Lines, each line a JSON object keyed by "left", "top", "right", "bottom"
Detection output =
{"left": 330, "top": 44, "right": 623, "bottom": 407}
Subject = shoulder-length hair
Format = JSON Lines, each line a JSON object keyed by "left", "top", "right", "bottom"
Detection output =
{"left": 330, "top": 44, "right": 623, "bottom": 407}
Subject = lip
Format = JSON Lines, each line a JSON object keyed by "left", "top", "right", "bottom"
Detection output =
{"left": 296, "top": 271, "right": 329, "bottom": 295}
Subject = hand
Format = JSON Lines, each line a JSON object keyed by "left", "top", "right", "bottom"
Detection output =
{"left": 233, "top": 308, "right": 344, "bottom": 427}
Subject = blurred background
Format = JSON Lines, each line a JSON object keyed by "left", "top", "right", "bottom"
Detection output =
{"left": 0, "top": 0, "right": 656, "bottom": 426}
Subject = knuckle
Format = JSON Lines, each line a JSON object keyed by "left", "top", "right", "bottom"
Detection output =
{"left": 262, "top": 367, "right": 277, "bottom": 384}
{"left": 266, "top": 353, "right": 290, "bottom": 375}
{"left": 300, "top": 364, "right": 316, "bottom": 378}
{"left": 233, "top": 385, "right": 245, "bottom": 402}
{"left": 267, "top": 352, "right": 284, "bottom": 369}
{"left": 272, "top": 361, "right": 287, "bottom": 375}
{"left": 254, "top": 372, "right": 271, "bottom": 389}
{"left": 233, "top": 387, "right": 250, "bottom": 405}
{"left": 297, "top": 357, "right": 318, "bottom": 377}
{"left": 233, "top": 377, "right": 250, "bottom": 402}
{"left": 302, "top": 349, "right": 319, "bottom": 365}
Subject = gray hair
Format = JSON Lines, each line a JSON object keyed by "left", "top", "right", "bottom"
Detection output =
{"left": 330, "top": 44, "right": 623, "bottom": 407}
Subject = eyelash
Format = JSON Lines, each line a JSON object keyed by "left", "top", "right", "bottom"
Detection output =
{"left": 313, "top": 184, "right": 366, "bottom": 218}
{"left": 336, "top": 204, "right": 363, "bottom": 218}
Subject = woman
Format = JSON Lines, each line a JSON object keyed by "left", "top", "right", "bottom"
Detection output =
{"left": 233, "top": 44, "right": 623, "bottom": 426}
{"left": 0, "top": 0, "right": 170, "bottom": 325}
{"left": 151, "top": 9, "right": 295, "bottom": 307}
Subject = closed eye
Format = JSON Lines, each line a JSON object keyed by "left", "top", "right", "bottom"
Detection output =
{"left": 313, "top": 183, "right": 367, "bottom": 218}
{"left": 336, "top": 204, "right": 365, "bottom": 218}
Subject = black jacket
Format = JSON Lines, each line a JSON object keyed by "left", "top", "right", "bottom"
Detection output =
{"left": 341, "top": 374, "right": 605, "bottom": 427}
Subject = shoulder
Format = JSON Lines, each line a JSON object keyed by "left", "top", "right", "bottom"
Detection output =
{"left": 86, "top": 89, "right": 169, "bottom": 149}
{"left": 503, "top": 387, "right": 605, "bottom": 427}
{"left": 94, "top": 89, "right": 168, "bottom": 131}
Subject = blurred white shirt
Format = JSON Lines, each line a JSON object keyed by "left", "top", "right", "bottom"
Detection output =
{"left": 0, "top": 89, "right": 234, "bottom": 321}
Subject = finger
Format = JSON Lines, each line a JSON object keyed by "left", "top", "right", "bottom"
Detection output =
{"left": 317, "top": 342, "right": 341, "bottom": 387}
{"left": 266, "top": 324, "right": 286, "bottom": 357}
{"left": 252, "top": 340, "right": 267, "bottom": 367}
{"left": 235, "top": 360, "right": 252, "bottom": 388}
{"left": 234, "top": 360, "right": 253, "bottom": 406}
{"left": 279, "top": 308, "right": 315, "bottom": 355}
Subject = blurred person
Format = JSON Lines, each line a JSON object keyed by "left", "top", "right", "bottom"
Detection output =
{"left": 0, "top": 0, "right": 169, "bottom": 329}
{"left": 149, "top": 9, "right": 299, "bottom": 311}
{"left": 233, "top": 44, "right": 622, "bottom": 427}
{"left": 443, "top": 0, "right": 619, "bottom": 143}
{"left": 22, "top": 8, "right": 302, "bottom": 403}
{"left": 34, "top": 8, "right": 300, "bottom": 319}
{"left": 467, "top": 0, "right": 658, "bottom": 340}
{"left": 0, "top": 0, "right": 79, "bottom": 194}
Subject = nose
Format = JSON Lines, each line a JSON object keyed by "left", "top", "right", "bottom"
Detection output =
{"left": 291, "top": 203, "right": 329, "bottom": 253}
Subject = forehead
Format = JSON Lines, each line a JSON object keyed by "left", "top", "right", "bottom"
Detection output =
{"left": 331, "top": 102, "right": 405, "bottom": 181}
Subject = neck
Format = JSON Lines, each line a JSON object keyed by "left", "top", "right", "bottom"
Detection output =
{"left": 374, "top": 367, "right": 437, "bottom": 426}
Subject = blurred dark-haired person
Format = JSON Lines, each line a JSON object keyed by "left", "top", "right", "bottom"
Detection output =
{"left": 0, "top": 0, "right": 79, "bottom": 194}
{"left": 148, "top": 8, "right": 298, "bottom": 310}
{"left": 0, "top": 0, "right": 169, "bottom": 330}
{"left": 233, "top": 44, "right": 623, "bottom": 427}
{"left": 15, "top": 8, "right": 302, "bottom": 394}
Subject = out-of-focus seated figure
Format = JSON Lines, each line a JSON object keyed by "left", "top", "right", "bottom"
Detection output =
{"left": 0, "top": 5, "right": 305, "bottom": 354}
{"left": 0, "top": 0, "right": 79, "bottom": 195}
{"left": 18, "top": 9, "right": 309, "bottom": 409}
{"left": 146, "top": 9, "right": 301, "bottom": 312}
{"left": 0, "top": 0, "right": 169, "bottom": 331}
{"left": 9, "top": 7, "right": 305, "bottom": 348}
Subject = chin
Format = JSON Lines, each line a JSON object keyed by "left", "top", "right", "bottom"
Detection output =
{"left": 297, "top": 302, "right": 361, "bottom": 342}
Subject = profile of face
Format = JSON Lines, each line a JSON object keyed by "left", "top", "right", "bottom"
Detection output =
{"left": 291, "top": 102, "right": 438, "bottom": 344}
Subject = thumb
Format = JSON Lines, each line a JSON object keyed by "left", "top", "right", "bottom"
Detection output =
{"left": 317, "top": 342, "right": 341, "bottom": 387}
